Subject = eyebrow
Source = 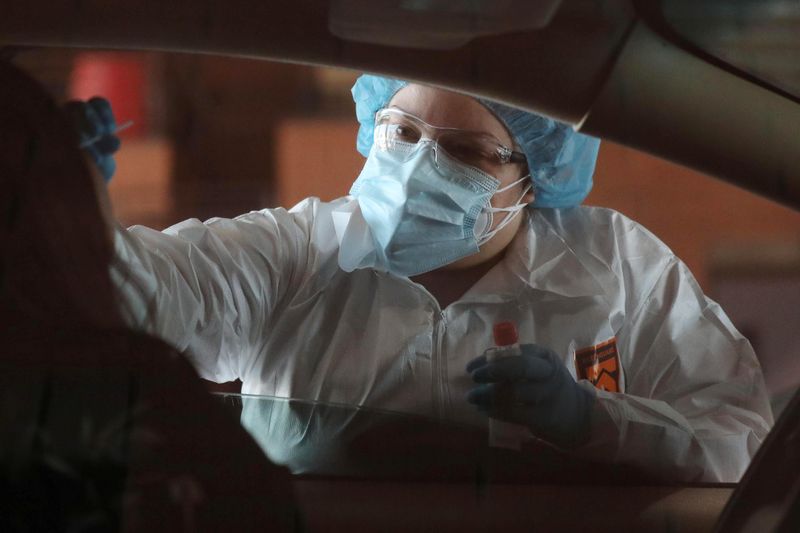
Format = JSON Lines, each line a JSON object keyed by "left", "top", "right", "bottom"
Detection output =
{"left": 385, "top": 105, "right": 512, "bottom": 143}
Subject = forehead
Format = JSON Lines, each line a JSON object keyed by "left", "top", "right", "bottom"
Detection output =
{"left": 388, "top": 84, "right": 514, "bottom": 147}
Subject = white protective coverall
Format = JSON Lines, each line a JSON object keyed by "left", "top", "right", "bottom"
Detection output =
{"left": 114, "top": 196, "right": 774, "bottom": 482}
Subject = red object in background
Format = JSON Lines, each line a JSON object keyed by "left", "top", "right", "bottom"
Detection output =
{"left": 69, "top": 53, "right": 148, "bottom": 138}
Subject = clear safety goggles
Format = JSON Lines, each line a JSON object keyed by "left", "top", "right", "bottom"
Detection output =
{"left": 374, "top": 107, "right": 527, "bottom": 175}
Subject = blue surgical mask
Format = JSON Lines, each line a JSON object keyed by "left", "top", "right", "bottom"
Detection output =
{"left": 346, "top": 140, "right": 505, "bottom": 277}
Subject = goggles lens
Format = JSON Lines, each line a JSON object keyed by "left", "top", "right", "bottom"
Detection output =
{"left": 374, "top": 108, "right": 525, "bottom": 175}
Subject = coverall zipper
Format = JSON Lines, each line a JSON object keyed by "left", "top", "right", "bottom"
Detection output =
{"left": 396, "top": 275, "right": 449, "bottom": 420}
{"left": 431, "top": 309, "right": 448, "bottom": 419}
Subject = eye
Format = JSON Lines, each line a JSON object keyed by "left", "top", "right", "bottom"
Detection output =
{"left": 394, "top": 124, "right": 421, "bottom": 143}
{"left": 440, "top": 136, "right": 496, "bottom": 168}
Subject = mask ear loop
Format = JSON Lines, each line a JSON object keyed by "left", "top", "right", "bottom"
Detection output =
{"left": 495, "top": 173, "right": 531, "bottom": 194}
{"left": 477, "top": 176, "right": 532, "bottom": 246}
{"left": 416, "top": 137, "right": 442, "bottom": 168}
{"left": 478, "top": 174, "right": 530, "bottom": 242}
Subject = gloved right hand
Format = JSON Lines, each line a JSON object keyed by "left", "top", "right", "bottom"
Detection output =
{"left": 63, "top": 97, "right": 121, "bottom": 182}
{"left": 466, "top": 343, "right": 596, "bottom": 449}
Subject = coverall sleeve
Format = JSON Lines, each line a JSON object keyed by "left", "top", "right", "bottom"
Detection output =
{"left": 578, "top": 257, "right": 774, "bottom": 483}
{"left": 112, "top": 206, "right": 314, "bottom": 383}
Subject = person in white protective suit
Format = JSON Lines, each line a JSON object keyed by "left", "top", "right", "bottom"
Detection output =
{"left": 78, "top": 74, "right": 773, "bottom": 483}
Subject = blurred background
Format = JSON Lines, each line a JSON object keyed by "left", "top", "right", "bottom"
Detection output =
{"left": 14, "top": 47, "right": 800, "bottom": 416}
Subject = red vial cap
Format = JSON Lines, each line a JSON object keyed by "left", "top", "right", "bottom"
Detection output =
{"left": 493, "top": 322, "right": 518, "bottom": 346}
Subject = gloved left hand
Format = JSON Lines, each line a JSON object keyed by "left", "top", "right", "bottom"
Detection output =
{"left": 63, "top": 97, "right": 121, "bottom": 182}
{"left": 466, "top": 343, "right": 595, "bottom": 449}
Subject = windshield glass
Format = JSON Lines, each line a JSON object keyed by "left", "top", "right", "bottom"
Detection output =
{"left": 7, "top": 47, "right": 800, "bottom": 492}
{"left": 662, "top": 0, "right": 800, "bottom": 99}
{"left": 215, "top": 393, "right": 649, "bottom": 483}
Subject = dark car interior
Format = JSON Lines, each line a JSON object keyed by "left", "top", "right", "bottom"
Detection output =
{"left": 2, "top": 1, "right": 799, "bottom": 531}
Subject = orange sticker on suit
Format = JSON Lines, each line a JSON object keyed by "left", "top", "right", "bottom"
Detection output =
{"left": 575, "top": 338, "right": 620, "bottom": 393}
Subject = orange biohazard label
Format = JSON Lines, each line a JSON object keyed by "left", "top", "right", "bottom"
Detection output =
{"left": 574, "top": 338, "right": 621, "bottom": 393}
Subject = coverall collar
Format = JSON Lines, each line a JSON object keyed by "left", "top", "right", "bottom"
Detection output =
{"left": 466, "top": 207, "right": 610, "bottom": 302}
{"left": 385, "top": 207, "right": 610, "bottom": 307}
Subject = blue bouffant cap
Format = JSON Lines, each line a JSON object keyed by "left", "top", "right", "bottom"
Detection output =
{"left": 351, "top": 74, "right": 601, "bottom": 208}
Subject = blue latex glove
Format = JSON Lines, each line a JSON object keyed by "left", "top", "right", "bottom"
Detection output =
{"left": 466, "top": 344, "right": 595, "bottom": 449}
{"left": 63, "top": 97, "right": 121, "bottom": 182}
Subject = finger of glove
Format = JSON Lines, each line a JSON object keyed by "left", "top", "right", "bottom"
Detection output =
{"left": 63, "top": 101, "right": 101, "bottom": 142}
{"left": 95, "top": 135, "right": 121, "bottom": 155}
{"left": 504, "top": 403, "right": 581, "bottom": 449}
{"left": 467, "top": 382, "right": 516, "bottom": 412}
{"left": 466, "top": 383, "right": 493, "bottom": 407}
{"left": 509, "top": 379, "right": 560, "bottom": 407}
{"left": 84, "top": 145, "right": 103, "bottom": 166}
{"left": 465, "top": 354, "right": 487, "bottom": 374}
{"left": 470, "top": 350, "right": 555, "bottom": 383}
{"left": 473, "top": 381, "right": 559, "bottom": 422}
{"left": 88, "top": 97, "right": 116, "bottom": 135}
{"left": 472, "top": 397, "right": 534, "bottom": 427}
{"left": 96, "top": 157, "right": 116, "bottom": 183}
{"left": 83, "top": 143, "right": 117, "bottom": 182}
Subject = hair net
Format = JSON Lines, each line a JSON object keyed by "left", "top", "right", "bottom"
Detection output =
{"left": 351, "top": 74, "right": 601, "bottom": 208}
